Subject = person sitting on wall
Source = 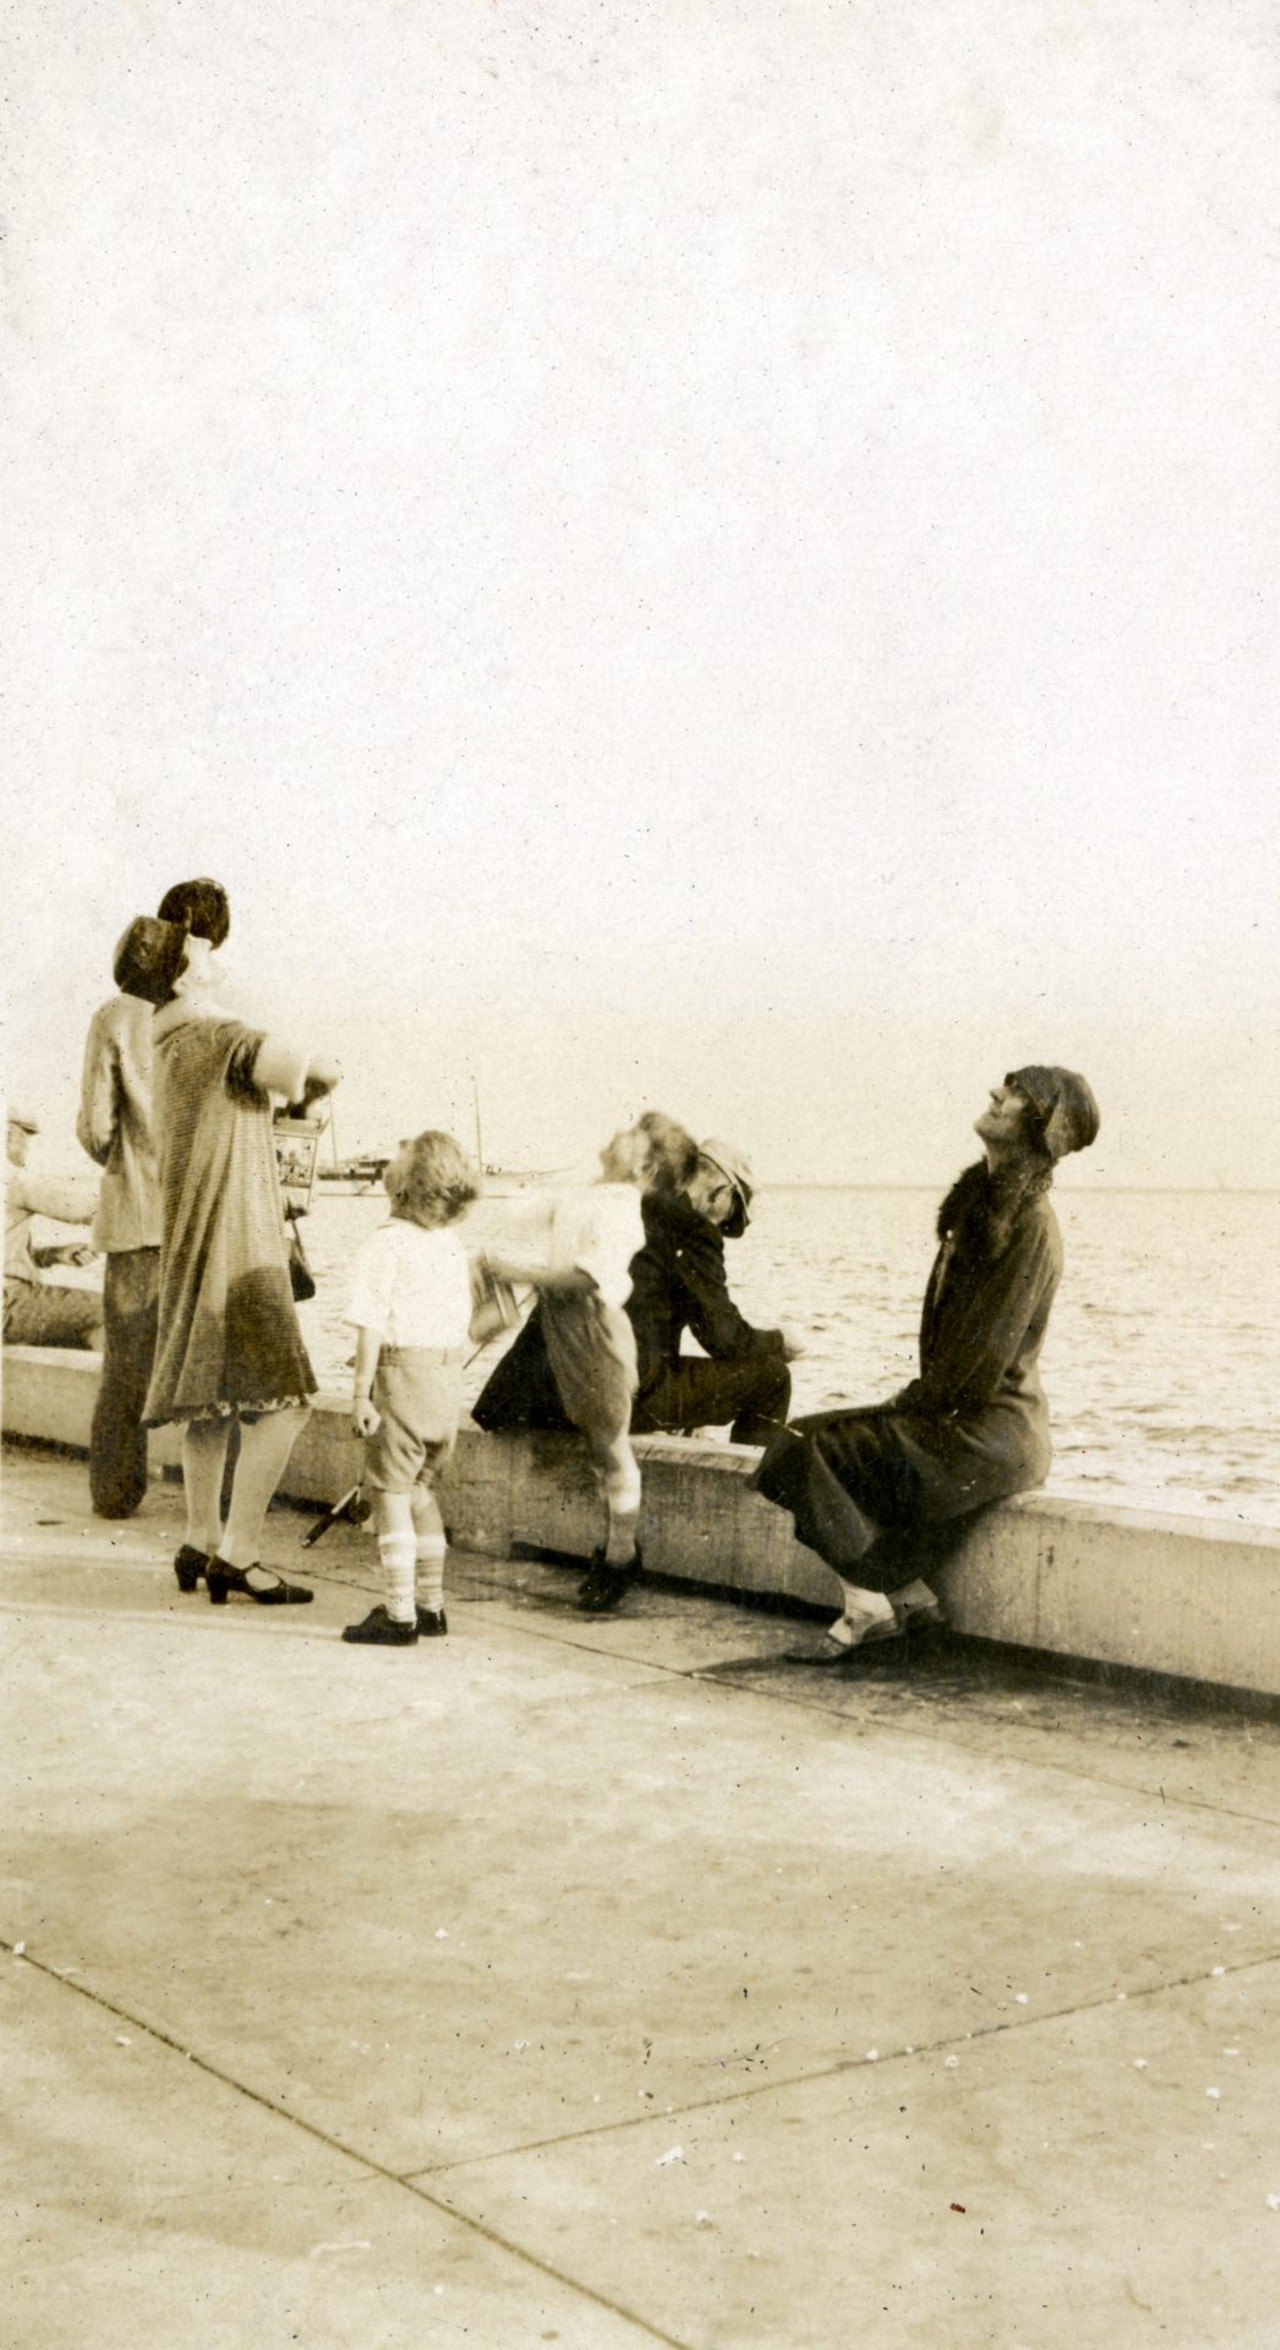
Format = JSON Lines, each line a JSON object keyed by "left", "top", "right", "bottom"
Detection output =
{"left": 470, "top": 1112, "right": 699, "bottom": 1613}
{"left": 752, "top": 1066, "right": 1099, "bottom": 1665}
{"left": 4, "top": 1109, "right": 104, "bottom": 1351}
{"left": 627, "top": 1137, "right": 802, "bottom": 1445}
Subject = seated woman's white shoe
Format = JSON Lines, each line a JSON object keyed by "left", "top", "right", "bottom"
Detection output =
{"left": 889, "top": 1578, "right": 948, "bottom": 1631}
{"left": 793, "top": 1607, "right": 905, "bottom": 1666}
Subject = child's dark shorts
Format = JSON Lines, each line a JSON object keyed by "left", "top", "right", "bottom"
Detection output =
{"left": 364, "top": 1346, "right": 465, "bottom": 1493}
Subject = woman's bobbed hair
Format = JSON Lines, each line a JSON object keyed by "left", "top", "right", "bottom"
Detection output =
{"left": 633, "top": 1110, "right": 700, "bottom": 1197}
{"left": 156, "top": 877, "right": 231, "bottom": 948}
{"left": 386, "top": 1130, "right": 479, "bottom": 1226}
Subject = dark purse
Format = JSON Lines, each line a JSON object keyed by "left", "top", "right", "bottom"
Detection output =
{"left": 285, "top": 1211, "right": 316, "bottom": 1303}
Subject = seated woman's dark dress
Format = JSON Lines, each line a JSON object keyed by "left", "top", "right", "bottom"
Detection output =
{"left": 752, "top": 1164, "right": 1062, "bottom": 1590}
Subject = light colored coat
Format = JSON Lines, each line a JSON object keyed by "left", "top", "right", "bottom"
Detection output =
{"left": 77, "top": 994, "right": 163, "bottom": 1253}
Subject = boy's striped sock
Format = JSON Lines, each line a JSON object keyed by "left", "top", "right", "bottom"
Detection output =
{"left": 415, "top": 1533, "right": 447, "bottom": 1616}
{"left": 378, "top": 1532, "right": 417, "bottom": 1626}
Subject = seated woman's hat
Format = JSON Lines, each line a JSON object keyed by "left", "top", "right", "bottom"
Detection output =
{"left": 113, "top": 915, "right": 189, "bottom": 1006}
{"left": 698, "top": 1137, "right": 755, "bottom": 1235}
{"left": 1007, "top": 1066, "right": 1100, "bottom": 1161}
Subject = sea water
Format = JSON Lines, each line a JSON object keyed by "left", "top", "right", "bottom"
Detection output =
{"left": 295, "top": 1186, "right": 1280, "bottom": 1530}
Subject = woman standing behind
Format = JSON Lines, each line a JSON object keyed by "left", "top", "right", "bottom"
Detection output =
{"left": 113, "top": 905, "right": 340, "bottom": 1606}
{"left": 753, "top": 1066, "right": 1099, "bottom": 1661}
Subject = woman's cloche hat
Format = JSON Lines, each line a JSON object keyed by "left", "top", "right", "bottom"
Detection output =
{"left": 1006, "top": 1066, "right": 1100, "bottom": 1162}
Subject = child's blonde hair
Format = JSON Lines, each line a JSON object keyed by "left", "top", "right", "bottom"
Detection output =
{"left": 386, "top": 1131, "right": 478, "bottom": 1227}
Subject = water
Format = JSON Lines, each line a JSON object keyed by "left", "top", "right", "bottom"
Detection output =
{"left": 295, "top": 1186, "right": 1280, "bottom": 1530}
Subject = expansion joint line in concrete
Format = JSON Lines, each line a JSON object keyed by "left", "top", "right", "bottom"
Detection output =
{"left": 395, "top": 1944, "right": 1280, "bottom": 2179}
{"left": 3, "top": 1938, "right": 697, "bottom": 2350}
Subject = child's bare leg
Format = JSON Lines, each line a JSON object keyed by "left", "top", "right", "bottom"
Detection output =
{"left": 410, "top": 1482, "right": 448, "bottom": 1625}
{"left": 592, "top": 1428, "right": 641, "bottom": 1564}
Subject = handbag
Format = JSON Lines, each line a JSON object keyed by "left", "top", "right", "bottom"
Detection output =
{"left": 286, "top": 1212, "right": 316, "bottom": 1304}
{"left": 468, "top": 1260, "right": 520, "bottom": 1346}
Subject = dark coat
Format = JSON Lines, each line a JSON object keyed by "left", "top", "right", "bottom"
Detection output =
{"left": 753, "top": 1163, "right": 1064, "bottom": 1583}
{"left": 626, "top": 1190, "right": 786, "bottom": 1397}
{"left": 470, "top": 1302, "right": 572, "bottom": 1432}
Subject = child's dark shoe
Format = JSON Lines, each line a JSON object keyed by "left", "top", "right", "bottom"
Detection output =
{"left": 577, "top": 1546, "right": 640, "bottom": 1614}
{"left": 342, "top": 1605, "right": 418, "bottom": 1647}
{"left": 415, "top": 1607, "right": 448, "bottom": 1637}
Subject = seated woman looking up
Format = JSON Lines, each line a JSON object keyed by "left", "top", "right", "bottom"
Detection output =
{"left": 752, "top": 1066, "right": 1099, "bottom": 1663}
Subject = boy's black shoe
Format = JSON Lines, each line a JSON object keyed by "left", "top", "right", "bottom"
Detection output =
{"left": 342, "top": 1605, "right": 417, "bottom": 1647}
{"left": 577, "top": 1546, "right": 640, "bottom": 1614}
{"left": 416, "top": 1607, "right": 448, "bottom": 1637}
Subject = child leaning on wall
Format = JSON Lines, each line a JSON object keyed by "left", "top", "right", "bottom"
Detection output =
{"left": 342, "top": 1131, "right": 478, "bottom": 1648}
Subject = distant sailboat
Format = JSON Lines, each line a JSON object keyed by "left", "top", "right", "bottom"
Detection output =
{"left": 315, "top": 1159, "right": 391, "bottom": 1194}
{"left": 313, "top": 1102, "right": 389, "bottom": 1194}
{"left": 471, "top": 1078, "right": 564, "bottom": 1194}
{"left": 314, "top": 1087, "right": 562, "bottom": 1198}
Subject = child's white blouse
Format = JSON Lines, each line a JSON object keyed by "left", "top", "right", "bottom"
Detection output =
{"left": 485, "top": 1182, "right": 644, "bottom": 1312}
{"left": 346, "top": 1220, "right": 472, "bottom": 1348}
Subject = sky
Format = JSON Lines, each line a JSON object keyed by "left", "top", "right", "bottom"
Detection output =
{"left": 3, "top": 0, "right": 1278, "bottom": 1188}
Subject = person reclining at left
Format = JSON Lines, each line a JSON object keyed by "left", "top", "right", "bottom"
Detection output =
{"left": 4, "top": 1109, "right": 103, "bottom": 1351}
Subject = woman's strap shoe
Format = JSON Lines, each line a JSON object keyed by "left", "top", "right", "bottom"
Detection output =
{"left": 173, "top": 1544, "right": 209, "bottom": 1594}
{"left": 207, "top": 1563, "right": 315, "bottom": 1606}
{"left": 415, "top": 1608, "right": 448, "bottom": 1637}
{"left": 788, "top": 1611, "right": 909, "bottom": 1666}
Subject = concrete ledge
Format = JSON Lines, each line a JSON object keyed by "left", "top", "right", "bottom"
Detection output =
{"left": 5, "top": 1345, "right": 1280, "bottom": 1697}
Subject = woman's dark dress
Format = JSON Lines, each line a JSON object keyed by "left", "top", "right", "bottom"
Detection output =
{"left": 752, "top": 1166, "right": 1063, "bottom": 1591}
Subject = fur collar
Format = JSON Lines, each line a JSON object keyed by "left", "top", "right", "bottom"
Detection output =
{"left": 936, "top": 1160, "right": 1050, "bottom": 1262}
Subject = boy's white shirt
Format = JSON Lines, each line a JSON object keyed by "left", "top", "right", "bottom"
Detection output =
{"left": 345, "top": 1219, "right": 473, "bottom": 1348}
{"left": 486, "top": 1182, "right": 643, "bottom": 1312}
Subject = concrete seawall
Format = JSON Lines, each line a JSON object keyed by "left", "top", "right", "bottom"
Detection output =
{"left": 4, "top": 1344, "right": 1279, "bottom": 1699}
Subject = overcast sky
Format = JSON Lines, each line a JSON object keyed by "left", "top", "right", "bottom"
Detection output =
{"left": 4, "top": 0, "right": 1277, "bottom": 1187}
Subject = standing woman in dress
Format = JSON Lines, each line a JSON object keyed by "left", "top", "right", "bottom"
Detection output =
{"left": 113, "top": 905, "right": 341, "bottom": 1605}
{"left": 753, "top": 1066, "right": 1099, "bottom": 1660}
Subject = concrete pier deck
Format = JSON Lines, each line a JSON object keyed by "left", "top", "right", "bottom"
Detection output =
{"left": 4, "top": 1445, "right": 1280, "bottom": 2349}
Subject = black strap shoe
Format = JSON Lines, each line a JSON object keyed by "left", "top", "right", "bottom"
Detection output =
{"left": 173, "top": 1544, "right": 209, "bottom": 1594}
{"left": 207, "top": 1562, "right": 314, "bottom": 1606}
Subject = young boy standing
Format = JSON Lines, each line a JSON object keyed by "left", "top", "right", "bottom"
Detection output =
{"left": 342, "top": 1131, "right": 477, "bottom": 1648}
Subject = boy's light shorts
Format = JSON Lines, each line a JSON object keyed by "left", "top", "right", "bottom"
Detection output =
{"left": 541, "top": 1295, "right": 637, "bottom": 1443}
{"left": 364, "top": 1346, "right": 465, "bottom": 1493}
